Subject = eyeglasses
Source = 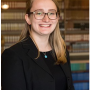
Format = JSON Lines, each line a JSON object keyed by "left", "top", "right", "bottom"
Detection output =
{"left": 28, "top": 10, "right": 58, "bottom": 20}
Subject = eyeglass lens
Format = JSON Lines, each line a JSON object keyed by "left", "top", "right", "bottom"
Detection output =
{"left": 34, "top": 10, "right": 57, "bottom": 20}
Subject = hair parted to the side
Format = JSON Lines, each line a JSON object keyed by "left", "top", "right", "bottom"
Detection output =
{"left": 19, "top": 0, "right": 67, "bottom": 64}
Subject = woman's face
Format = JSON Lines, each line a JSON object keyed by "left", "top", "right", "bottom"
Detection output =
{"left": 29, "top": 0, "right": 59, "bottom": 36}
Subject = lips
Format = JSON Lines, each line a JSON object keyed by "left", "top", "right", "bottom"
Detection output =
{"left": 39, "top": 24, "right": 51, "bottom": 27}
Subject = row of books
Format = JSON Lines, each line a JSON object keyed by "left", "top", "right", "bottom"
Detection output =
{"left": 1, "top": 23, "right": 25, "bottom": 31}
{"left": 66, "top": 10, "right": 88, "bottom": 20}
{"left": 66, "top": 22, "right": 89, "bottom": 30}
{"left": 4, "top": 36, "right": 20, "bottom": 43}
{"left": 70, "top": 63, "right": 89, "bottom": 71}
{"left": 4, "top": 43, "right": 16, "bottom": 50}
{"left": 1, "top": 12, "right": 25, "bottom": 20}
{"left": 65, "top": 34, "right": 89, "bottom": 42}
{"left": 2, "top": 11, "right": 88, "bottom": 21}
{"left": 68, "top": 49, "right": 88, "bottom": 53}
{"left": 3, "top": 44, "right": 89, "bottom": 53}
{"left": 72, "top": 72, "right": 89, "bottom": 81}
{"left": 1, "top": 2, "right": 26, "bottom": 9}
{"left": 67, "top": 43, "right": 89, "bottom": 53}
{"left": 71, "top": 62, "right": 89, "bottom": 90}
{"left": 72, "top": 43, "right": 89, "bottom": 52}
{"left": 73, "top": 82, "right": 89, "bottom": 90}
{"left": 59, "top": 22, "right": 65, "bottom": 29}
{"left": 1, "top": 23, "right": 88, "bottom": 31}
{"left": 65, "top": 0, "right": 89, "bottom": 9}
{"left": 1, "top": 0, "right": 89, "bottom": 9}
{"left": 3, "top": 35, "right": 89, "bottom": 43}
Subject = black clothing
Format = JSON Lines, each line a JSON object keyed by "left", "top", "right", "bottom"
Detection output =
{"left": 1, "top": 36, "right": 75, "bottom": 90}
{"left": 41, "top": 51, "right": 67, "bottom": 90}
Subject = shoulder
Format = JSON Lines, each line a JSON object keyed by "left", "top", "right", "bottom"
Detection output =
{"left": 1, "top": 40, "right": 27, "bottom": 63}
{"left": 1, "top": 44, "right": 23, "bottom": 72}
{"left": 1, "top": 37, "right": 34, "bottom": 70}
{"left": 1, "top": 36, "right": 35, "bottom": 64}
{"left": 2, "top": 37, "right": 30, "bottom": 58}
{"left": 1, "top": 39, "right": 31, "bottom": 71}
{"left": 1, "top": 42, "right": 22, "bottom": 62}
{"left": 9, "top": 41, "right": 23, "bottom": 53}
{"left": 2, "top": 42, "right": 22, "bottom": 57}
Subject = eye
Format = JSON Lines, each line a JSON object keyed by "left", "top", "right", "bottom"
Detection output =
{"left": 48, "top": 12, "right": 55, "bottom": 15}
{"left": 36, "top": 11, "right": 43, "bottom": 15}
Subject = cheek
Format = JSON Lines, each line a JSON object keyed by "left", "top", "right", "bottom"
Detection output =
{"left": 51, "top": 20, "right": 58, "bottom": 30}
{"left": 52, "top": 20, "right": 58, "bottom": 26}
{"left": 52, "top": 18, "right": 58, "bottom": 23}
{"left": 31, "top": 20, "right": 40, "bottom": 31}
{"left": 30, "top": 18, "right": 39, "bottom": 28}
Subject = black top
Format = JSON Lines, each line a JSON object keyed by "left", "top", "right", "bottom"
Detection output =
{"left": 2, "top": 36, "right": 74, "bottom": 90}
{"left": 40, "top": 51, "right": 67, "bottom": 90}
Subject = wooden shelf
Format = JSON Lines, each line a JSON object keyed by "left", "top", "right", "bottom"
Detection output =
{"left": 65, "top": 30, "right": 89, "bottom": 34}
{"left": 73, "top": 80, "right": 89, "bottom": 83}
{"left": 66, "top": 8, "right": 89, "bottom": 10}
{"left": 1, "top": 0, "right": 89, "bottom": 62}
{"left": 69, "top": 52, "right": 89, "bottom": 61}
{"left": 2, "top": 0, "right": 26, "bottom": 2}
{"left": 1, "top": 20, "right": 25, "bottom": 23}
{"left": 1, "top": 8, "right": 26, "bottom": 12}
{"left": 70, "top": 60, "right": 89, "bottom": 63}
{"left": 70, "top": 52, "right": 89, "bottom": 56}
{"left": 70, "top": 56, "right": 89, "bottom": 61}
{"left": 4, "top": 42, "right": 18, "bottom": 44}
{"left": 65, "top": 40, "right": 89, "bottom": 43}
{"left": 72, "top": 70, "right": 89, "bottom": 73}
{"left": 66, "top": 19, "right": 89, "bottom": 21}
{"left": 2, "top": 30, "right": 21, "bottom": 35}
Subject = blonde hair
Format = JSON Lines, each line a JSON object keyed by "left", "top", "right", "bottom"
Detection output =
{"left": 19, "top": 0, "right": 67, "bottom": 64}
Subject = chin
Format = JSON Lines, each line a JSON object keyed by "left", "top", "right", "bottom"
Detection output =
{"left": 40, "top": 31, "right": 53, "bottom": 36}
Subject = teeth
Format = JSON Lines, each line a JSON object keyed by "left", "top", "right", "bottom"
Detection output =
{"left": 40, "top": 24, "right": 50, "bottom": 27}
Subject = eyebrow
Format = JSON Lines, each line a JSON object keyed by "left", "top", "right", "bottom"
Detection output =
{"left": 48, "top": 9, "right": 57, "bottom": 11}
{"left": 33, "top": 9, "right": 57, "bottom": 12}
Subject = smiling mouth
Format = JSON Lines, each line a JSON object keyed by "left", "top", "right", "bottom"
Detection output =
{"left": 39, "top": 24, "right": 51, "bottom": 27}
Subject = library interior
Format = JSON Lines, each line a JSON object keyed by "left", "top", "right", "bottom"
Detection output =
{"left": 1, "top": 0, "right": 89, "bottom": 90}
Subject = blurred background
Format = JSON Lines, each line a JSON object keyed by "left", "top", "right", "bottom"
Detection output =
{"left": 1, "top": 0, "right": 89, "bottom": 90}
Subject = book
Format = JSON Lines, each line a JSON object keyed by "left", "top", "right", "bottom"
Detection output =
{"left": 74, "top": 82, "right": 89, "bottom": 90}
{"left": 71, "top": 63, "right": 89, "bottom": 71}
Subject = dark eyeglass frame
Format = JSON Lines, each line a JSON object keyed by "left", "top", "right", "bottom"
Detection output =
{"left": 28, "top": 10, "right": 59, "bottom": 20}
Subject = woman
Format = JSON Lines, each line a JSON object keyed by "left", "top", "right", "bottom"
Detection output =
{"left": 1, "top": 0, "right": 75, "bottom": 90}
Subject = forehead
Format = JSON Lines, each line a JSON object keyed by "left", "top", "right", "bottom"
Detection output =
{"left": 31, "top": 0, "right": 57, "bottom": 11}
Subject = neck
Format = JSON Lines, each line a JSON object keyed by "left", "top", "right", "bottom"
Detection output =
{"left": 30, "top": 33, "right": 52, "bottom": 52}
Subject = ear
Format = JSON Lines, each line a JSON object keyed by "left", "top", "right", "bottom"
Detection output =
{"left": 25, "top": 14, "right": 31, "bottom": 25}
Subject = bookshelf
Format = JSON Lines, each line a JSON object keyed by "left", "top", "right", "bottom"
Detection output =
{"left": 1, "top": 0, "right": 89, "bottom": 90}
{"left": 1, "top": 1, "right": 26, "bottom": 51}
{"left": 64, "top": 0, "right": 89, "bottom": 62}
{"left": 62, "top": 0, "right": 89, "bottom": 90}
{"left": 70, "top": 60, "right": 89, "bottom": 90}
{"left": 58, "top": 0, "right": 65, "bottom": 38}
{"left": 58, "top": 0, "right": 89, "bottom": 61}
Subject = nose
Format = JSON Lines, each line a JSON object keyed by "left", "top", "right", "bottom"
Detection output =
{"left": 42, "top": 13, "right": 50, "bottom": 22}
